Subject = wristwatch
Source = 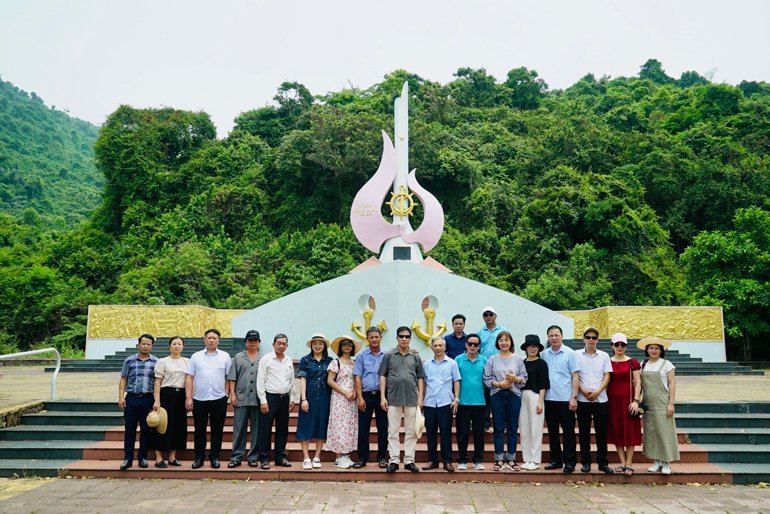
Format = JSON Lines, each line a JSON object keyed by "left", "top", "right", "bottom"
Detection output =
{"left": 572, "top": 395, "right": 577, "bottom": 399}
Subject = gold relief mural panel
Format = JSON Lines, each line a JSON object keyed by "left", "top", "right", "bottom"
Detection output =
{"left": 87, "top": 305, "right": 247, "bottom": 339}
{"left": 558, "top": 306, "right": 723, "bottom": 341}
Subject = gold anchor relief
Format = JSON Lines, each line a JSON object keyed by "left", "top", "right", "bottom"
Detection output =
{"left": 412, "top": 308, "right": 447, "bottom": 345}
{"left": 351, "top": 308, "right": 387, "bottom": 342}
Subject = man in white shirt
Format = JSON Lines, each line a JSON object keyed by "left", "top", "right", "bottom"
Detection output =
{"left": 185, "top": 329, "right": 232, "bottom": 469}
{"left": 575, "top": 326, "right": 614, "bottom": 474}
{"left": 256, "top": 333, "right": 296, "bottom": 469}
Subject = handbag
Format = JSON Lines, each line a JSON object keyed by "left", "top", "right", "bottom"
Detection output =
{"left": 628, "top": 359, "right": 647, "bottom": 417}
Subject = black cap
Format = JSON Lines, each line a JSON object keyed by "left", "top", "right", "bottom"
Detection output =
{"left": 244, "top": 330, "right": 261, "bottom": 341}
{"left": 520, "top": 334, "right": 544, "bottom": 353}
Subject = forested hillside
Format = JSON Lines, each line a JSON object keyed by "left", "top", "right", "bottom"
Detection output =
{"left": 0, "top": 77, "right": 102, "bottom": 225}
{"left": 1, "top": 60, "right": 769, "bottom": 360}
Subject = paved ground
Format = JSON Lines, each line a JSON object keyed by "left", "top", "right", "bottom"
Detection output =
{"left": 1, "top": 478, "right": 770, "bottom": 513}
{"left": 2, "top": 366, "right": 769, "bottom": 409}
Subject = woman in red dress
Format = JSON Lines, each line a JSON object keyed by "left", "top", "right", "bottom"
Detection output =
{"left": 607, "top": 332, "right": 642, "bottom": 476}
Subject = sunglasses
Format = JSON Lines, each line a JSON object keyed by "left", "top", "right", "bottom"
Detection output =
{"left": 483, "top": 312, "right": 495, "bottom": 317}
{"left": 398, "top": 334, "right": 411, "bottom": 339}
{"left": 466, "top": 342, "right": 480, "bottom": 347}
{"left": 612, "top": 342, "right": 627, "bottom": 347}
{"left": 340, "top": 341, "right": 353, "bottom": 346}
{"left": 584, "top": 335, "right": 598, "bottom": 341}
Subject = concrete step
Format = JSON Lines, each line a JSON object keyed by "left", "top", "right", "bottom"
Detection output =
{"left": 684, "top": 428, "right": 770, "bottom": 445}
{"left": 0, "top": 425, "right": 114, "bottom": 441}
{"left": 698, "top": 444, "right": 770, "bottom": 464}
{"left": 21, "top": 411, "right": 124, "bottom": 426}
{"left": 715, "top": 463, "right": 770, "bottom": 485}
{"left": 675, "top": 402, "right": 770, "bottom": 414}
{"left": 675, "top": 413, "right": 770, "bottom": 429}
{"left": 62, "top": 459, "right": 732, "bottom": 484}
{"left": 0, "top": 459, "right": 76, "bottom": 478}
{"left": 0, "top": 440, "right": 91, "bottom": 460}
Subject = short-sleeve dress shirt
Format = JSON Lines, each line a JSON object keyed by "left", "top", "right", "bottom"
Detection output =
{"left": 541, "top": 344, "right": 580, "bottom": 402}
{"left": 455, "top": 353, "right": 488, "bottom": 405}
{"left": 257, "top": 351, "right": 297, "bottom": 403}
{"left": 185, "top": 348, "right": 232, "bottom": 401}
{"left": 353, "top": 347, "right": 385, "bottom": 392}
{"left": 227, "top": 351, "right": 262, "bottom": 406}
{"left": 377, "top": 348, "right": 424, "bottom": 407}
{"left": 423, "top": 357, "right": 461, "bottom": 408}
{"left": 576, "top": 348, "right": 613, "bottom": 403}
{"left": 443, "top": 333, "right": 468, "bottom": 360}
{"left": 121, "top": 353, "right": 157, "bottom": 394}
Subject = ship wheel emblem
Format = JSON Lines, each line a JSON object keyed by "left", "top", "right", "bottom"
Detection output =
{"left": 386, "top": 185, "right": 415, "bottom": 221}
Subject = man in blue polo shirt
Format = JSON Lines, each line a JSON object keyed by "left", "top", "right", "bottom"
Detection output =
{"left": 422, "top": 336, "right": 461, "bottom": 472}
{"left": 444, "top": 314, "right": 468, "bottom": 360}
{"left": 118, "top": 334, "right": 157, "bottom": 470}
{"left": 352, "top": 326, "right": 389, "bottom": 469}
{"left": 541, "top": 325, "right": 580, "bottom": 473}
{"left": 455, "top": 333, "right": 487, "bottom": 470}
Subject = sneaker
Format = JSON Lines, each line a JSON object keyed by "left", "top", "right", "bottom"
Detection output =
{"left": 457, "top": 463, "right": 467, "bottom": 470}
{"left": 334, "top": 456, "right": 353, "bottom": 469}
{"left": 528, "top": 463, "right": 541, "bottom": 470}
{"left": 661, "top": 462, "right": 671, "bottom": 475}
{"left": 520, "top": 462, "right": 533, "bottom": 470}
{"left": 648, "top": 460, "right": 662, "bottom": 472}
{"left": 473, "top": 462, "right": 486, "bottom": 470}
{"left": 302, "top": 458, "right": 312, "bottom": 470}
{"left": 312, "top": 457, "right": 322, "bottom": 469}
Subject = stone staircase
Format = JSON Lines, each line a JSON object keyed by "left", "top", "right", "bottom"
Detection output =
{"left": 3, "top": 400, "right": 770, "bottom": 483}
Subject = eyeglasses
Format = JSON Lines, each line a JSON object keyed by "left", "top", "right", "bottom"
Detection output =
{"left": 398, "top": 334, "right": 411, "bottom": 339}
{"left": 584, "top": 336, "right": 598, "bottom": 341}
{"left": 466, "top": 342, "right": 480, "bottom": 347}
{"left": 612, "top": 342, "right": 627, "bottom": 348}
{"left": 483, "top": 312, "right": 495, "bottom": 317}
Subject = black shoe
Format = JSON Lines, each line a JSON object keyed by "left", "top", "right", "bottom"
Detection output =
{"left": 227, "top": 461, "right": 241, "bottom": 468}
{"left": 544, "top": 462, "right": 562, "bottom": 470}
{"left": 581, "top": 463, "right": 591, "bottom": 473}
{"left": 598, "top": 464, "right": 615, "bottom": 474}
{"left": 405, "top": 463, "right": 420, "bottom": 473}
{"left": 168, "top": 459, "right": 182, "bottom": 466}
{"left": 119, "top": 459, "right": 132, "bottom": 470}
{"left": 210, "top": 458, "right": 220, "bottom": 468}
{"left": 192, "top": 459, "right": 204, "bottom": 469}
{"left": 563, "top": 465, "right": 575, "bottom": 473}
{"left": 138, "top": 459, "right": 148, "bottom": 468}
{"left": 387, "top": 463, "right": 398, "bottom": 473}
{"left": 155, "top": 461, "right": 168, "bottom": 468}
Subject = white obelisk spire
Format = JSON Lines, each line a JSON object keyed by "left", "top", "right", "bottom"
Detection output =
{"left": 380, "top": 82, "right": 424, "bottom": 263}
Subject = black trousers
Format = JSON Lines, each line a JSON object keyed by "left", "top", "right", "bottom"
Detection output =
{"left": 455, "top": 405, "right": 485, "bottom": 464}
{"left": 192, "top": 396, "right": 228, "bottom": 460}
{"left": 545, "top": 400, "right": 577, "bottom": 467}
{"left": 258, "top": 392, "right": 290, "bottom": 464}
{"left": 123, "top": 393, "right": 154, "bottom": 460}
{"left": 577, "top": 401, "right": 609, "bottom": 467}
{"left": 356, "top": 391, "right": 388, "bottom": 463}
{"left": 425, "top": 405, "right": 453, "bottom": 464}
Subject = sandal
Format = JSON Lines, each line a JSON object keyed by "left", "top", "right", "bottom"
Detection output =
{"left": 248, "top": 461, "right": 259, "bottom": 468}
{"left": 276, "top": 459, "right": 292, "bottom": 467}
{"left": 493, "top": 461, "right": 504, "bottom": 471}
{"left": 508, "top": 461, "right": 520, "bottom": 471}
{"left": 614, "top": 466, "right": 625, "bottom": 473}
{"left": 261, "top": 462, "right": 270, "bottom": 470}
{"left": 624, "top": 467, "right": 634, "bottom": 476}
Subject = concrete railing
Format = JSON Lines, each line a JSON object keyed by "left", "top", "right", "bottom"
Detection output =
{"left": 0, "top": 348, "right": 61, "bottom": 400}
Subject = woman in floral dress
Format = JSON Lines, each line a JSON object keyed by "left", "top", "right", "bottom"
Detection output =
{"left": 326, "top": 335, "right": 361, "bottom": 469}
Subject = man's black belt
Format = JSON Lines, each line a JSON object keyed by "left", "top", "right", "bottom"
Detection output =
{"left": 266, "top": 392, "right": 291, "bottom": 398}
{"left": 364, "top": 390, "right": 381, "bottom": 395}
{"left": 127, "top": 392, "right": 151, "bottom": 397}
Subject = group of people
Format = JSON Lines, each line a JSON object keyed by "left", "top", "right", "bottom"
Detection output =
{"left": 118, "top": 307, "right": 680, "bottom": 475}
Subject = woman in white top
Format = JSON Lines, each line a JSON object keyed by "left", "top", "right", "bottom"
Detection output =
{"left": 638, "top": 337, "right": 679, "bottom": 475}
{"left": 151, "top": 336, "right": 190, "bottom": 468}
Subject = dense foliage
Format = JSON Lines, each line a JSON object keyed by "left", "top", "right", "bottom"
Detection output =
{"left": 2, "top": 60, "right": 770, "bottom": 360}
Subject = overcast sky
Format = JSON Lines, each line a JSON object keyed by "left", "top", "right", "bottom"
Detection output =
{"left": 1, "top": 0, "right": 768, "bottom": 136}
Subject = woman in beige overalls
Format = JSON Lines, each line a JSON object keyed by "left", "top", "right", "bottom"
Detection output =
{"left": 638, "top": 337, "right": 679, "bottom": 475}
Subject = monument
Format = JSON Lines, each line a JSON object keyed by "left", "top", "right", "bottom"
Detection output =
{"left": 231, "top": 83, "right": 574, "bottom": 359}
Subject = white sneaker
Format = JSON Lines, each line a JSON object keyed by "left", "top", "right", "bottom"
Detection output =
{"left": 457, "top": 463, "right": 467, "bottom": 470}
{"left": 312, "top": 457, "right": 322, "bottom": 469}
{"left": 520, "top": 462, "right": 533, "bottom": 470}
{"left": 335, "top": 456, "right": 353, "bottom": 469}
{"left": 473, "top": 462, "right": 485, "bottom": 470}
{"left": 648, "top": 460, "right": 662, "bottom": 472}
{"left": 529, "top": 463, "right": 541, "bottom": 470}
{"left": 302, "top": 458, "right": 312, "bottom": 470}
{"left": 661, "top": 462, "right": 671, "bottom": 475}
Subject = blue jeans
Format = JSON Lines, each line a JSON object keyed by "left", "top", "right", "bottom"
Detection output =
{"left": 490, "top": 389, "right": 521, "bottom": 461}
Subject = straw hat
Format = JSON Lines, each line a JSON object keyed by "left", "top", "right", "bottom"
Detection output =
{"left": 305, "top": 333, "right": 331, "bottom": 348}
{"left": 146, "top": 407, "right": 167, "bottom": 434}
{"left": 414, "top": 408, "right": 426, "bottom": 438}
{"left": 330, "top": 335, "right": 363, "bottom": 356}
{"left": 636, "top": 337, "right": 672, "bottom": 351}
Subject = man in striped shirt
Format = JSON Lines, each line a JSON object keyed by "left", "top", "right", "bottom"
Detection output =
{"left": 118, "top": 334, "right": 157, "bottom": 470}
